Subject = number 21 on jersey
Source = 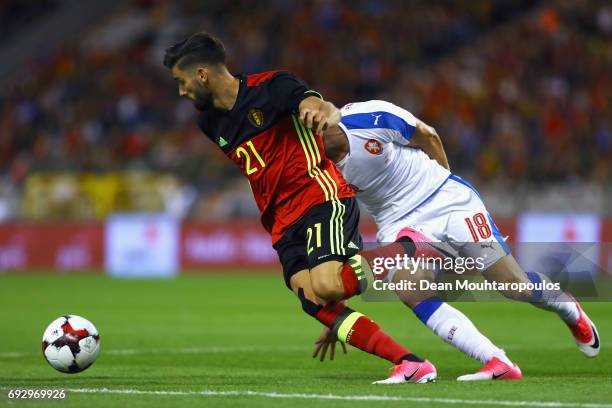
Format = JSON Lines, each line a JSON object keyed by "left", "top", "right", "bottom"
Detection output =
{"left": 236, "top": 140, "right": 266, "bottom": 175}
{"left": 307, "top": 223, "right": 322, "bottom": 255}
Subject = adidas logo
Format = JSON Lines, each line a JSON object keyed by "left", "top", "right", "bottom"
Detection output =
{"left": 219, "top": 137, "right": 228, "bottom": 147}
{"left": 347, "top": 241, "right": 359, "bottom": 250}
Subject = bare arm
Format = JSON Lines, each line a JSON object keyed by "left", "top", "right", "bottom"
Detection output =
{"left": 408, "top": 119, "right": 450, "bottom": 170}
{"left": 299, "top": 96, "right": 341, "bottom": 134}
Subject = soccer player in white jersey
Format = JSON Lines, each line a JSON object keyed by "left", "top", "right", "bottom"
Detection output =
{"left": 314, "top": 99, "right": 600, "bottom": 381}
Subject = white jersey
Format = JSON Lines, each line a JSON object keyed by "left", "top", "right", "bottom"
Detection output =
{"left": 337, "top": 100, "right": 451, "bottom": 236}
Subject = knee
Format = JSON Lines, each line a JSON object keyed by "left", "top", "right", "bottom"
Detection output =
{"left": 499, "top": 287, "right": 532, "bottom": 302}
{"left": 495, "top": 273, "right": 534, "bottom": 301}
{"left": 485, "top": 256, "right": 534, "bottom": 301}
{"left": 393, "top": 268, "right": 433, "bottom": 308}
{"left": 310, "top": 269, "right": 344, "bottom": 301}
{"left": 295, "top": 287, "right": 323, "bottom": 317}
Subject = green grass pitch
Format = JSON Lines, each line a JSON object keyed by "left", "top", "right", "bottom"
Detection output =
{"left": 0, "top": 273, "right": 611, "bottom": 408}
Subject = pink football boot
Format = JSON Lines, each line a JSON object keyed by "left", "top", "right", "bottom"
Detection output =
{"left": 372, "top": 359, "right": 437, "bottom": 384}
{"left": 457, "top": 357, "right": 522, "bottom": 381}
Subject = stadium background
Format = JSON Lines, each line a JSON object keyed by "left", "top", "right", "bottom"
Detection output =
{"left": 0, "top": 0, "right": 610, "bottom": 274}
{"left": 0, "top": 1, "right": 611, "bottom": 407}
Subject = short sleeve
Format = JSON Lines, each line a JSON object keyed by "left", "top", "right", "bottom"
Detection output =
{"left": 268, "top": 71, "right": 322, "bottom": 113}
{"left": 379, "top": 107, "right": 417, "bottom": 146}
{"left": 340, "top": 101, "right": 417, "bottom": 146}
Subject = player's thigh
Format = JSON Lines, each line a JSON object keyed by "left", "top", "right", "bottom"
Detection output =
{"left": 309, "top": 260, "right": 345, "bottom": 299}
{"left": 289, "top": 269, "right": 333, "bottom": 318}
{"left": 289, "top": 269, "right": 322, "bottom": 302}
{"left": 273, "top": 228, "right": 309, "bottom": 291}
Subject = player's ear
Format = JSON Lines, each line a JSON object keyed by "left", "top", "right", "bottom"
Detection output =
{"left": 196, "top": 66, "right": 208, "bottom": 84}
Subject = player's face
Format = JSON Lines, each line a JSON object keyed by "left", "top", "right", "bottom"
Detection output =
{"left": 171, "top": 65, "right": 214, "bottom": 111}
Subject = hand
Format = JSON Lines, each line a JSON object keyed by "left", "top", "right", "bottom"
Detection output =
{"left": 312, "top": 327, "right": 347, "bottom": 362}
{"left": 300, "top": 108, "right": 330, "bottom": 134}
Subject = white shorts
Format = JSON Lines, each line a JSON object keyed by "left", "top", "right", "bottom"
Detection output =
{"left": 376, "top": 174, "right": 510, "bottom": 270}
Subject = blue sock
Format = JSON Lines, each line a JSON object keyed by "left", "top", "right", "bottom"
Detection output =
{"left": 412, "top": 296, "right": 443, "bottom": 324}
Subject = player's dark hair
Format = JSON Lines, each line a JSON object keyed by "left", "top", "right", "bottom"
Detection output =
{"left": 163, "top": 32, "right": 226, "bottom": 69}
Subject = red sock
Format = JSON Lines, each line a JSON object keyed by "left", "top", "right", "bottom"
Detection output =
{"left": 316, "top": 302, "right": 411, "bottom": 364}
{"left": 341, "top": 242, "right": 410, "bottom": 299}
{"left": 340, "top": 263, "right": 361, "bottom": 299}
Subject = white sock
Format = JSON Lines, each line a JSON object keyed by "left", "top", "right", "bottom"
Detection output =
{"left": 420, "top": 302, "right": 512, "bottom": 366}
{"left": 526, "top": 272, "right": 580, "bottom": 324}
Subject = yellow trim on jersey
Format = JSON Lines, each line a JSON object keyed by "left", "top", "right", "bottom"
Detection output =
{"left": 324, "top": 169, "right": 344, "bottom": 256}
{"left": 306, "top": 127, "right": 322, "bottom": 162}
{"left": 304, "top": 90, "right": 323, "bottom": 100}
{"left": 329, "top": 200, "right": 338, "bottom": 254}
{"left": 292, "top": 115, "right": 329, "bottom": 201}
{"left": 291, "top": 115, "right": 345, "bottom": 255}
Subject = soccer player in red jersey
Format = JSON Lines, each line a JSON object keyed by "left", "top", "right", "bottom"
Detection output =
{"left": 163, "top": 32, "right": 436, "bottom": 384}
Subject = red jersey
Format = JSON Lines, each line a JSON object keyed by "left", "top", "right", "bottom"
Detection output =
{"left": 197, "top": 71, "right": 353, "bottom": 243}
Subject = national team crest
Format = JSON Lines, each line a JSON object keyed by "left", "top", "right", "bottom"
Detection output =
{"left": 364, "top": 139, "right": 383, "bottom": 155}
{"left": 248, "top": 109, "right": 264, "bottom": 128}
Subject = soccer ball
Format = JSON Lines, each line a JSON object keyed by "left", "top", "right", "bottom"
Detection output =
{"left": 42, "top": 315, "right": 100, "bottom": 373}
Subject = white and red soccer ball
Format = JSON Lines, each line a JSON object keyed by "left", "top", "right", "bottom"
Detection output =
{"left": 42, "top": 315, "right": 100, "bottom": 373}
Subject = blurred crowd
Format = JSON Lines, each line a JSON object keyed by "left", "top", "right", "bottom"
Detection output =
{"left": 0, "top": 0, "right": 610, "bottom": 219}
{"left": 0, "top": 0, "right": 58, "bottom": 43}
{"left": 402, "top": 1, "right": 612, "bottom": 185}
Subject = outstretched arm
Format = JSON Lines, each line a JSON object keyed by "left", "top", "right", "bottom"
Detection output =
{"left": 408, "top": 119, "right": 450, "bottom": 170}
{"left": 299, "top": 96, "right": 341, "bottom": 134}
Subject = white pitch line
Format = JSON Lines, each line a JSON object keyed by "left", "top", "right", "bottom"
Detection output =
{"left": 105, "top": 345, "right": 308, "bottom": 355}
{"left": 65, "top": 388, "right": 612, "bottom": 408}
{"left": 0, "top": 351, "right": 27, "bottom": 358}
{"left": 0, "top": 345, "right": 309, "bottom": 358}
{"left": 0, "top": 344, "right": 580, "bottom": 359}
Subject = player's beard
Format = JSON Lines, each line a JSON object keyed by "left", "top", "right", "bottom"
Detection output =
{"left": 193, "top": 87, "right": 214, "bottom": 111}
